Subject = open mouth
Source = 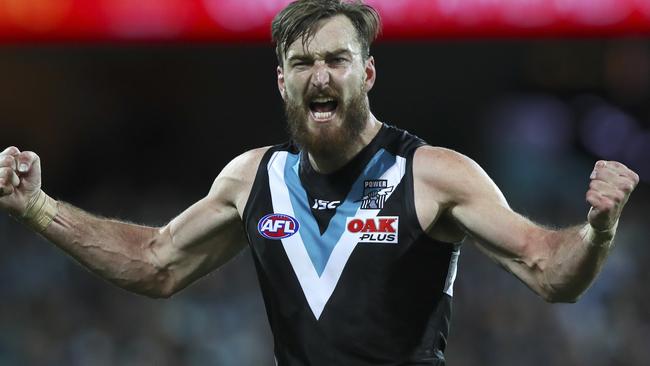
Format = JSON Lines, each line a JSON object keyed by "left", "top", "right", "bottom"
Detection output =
{"left": 308, "top": 97, "right": 339, "bottom": 121}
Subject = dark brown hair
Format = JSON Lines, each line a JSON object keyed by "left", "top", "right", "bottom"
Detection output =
{"left": 271, "top": 0, "right": 381, "bottom": 65}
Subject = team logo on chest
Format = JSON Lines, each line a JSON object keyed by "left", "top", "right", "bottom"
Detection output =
{"left": 346, "top": 216, "right": 399, "bottom": 243}
{"left": 358, "top": 179, "right": 394, "bottom": 209}
{"left": 258, "top": 213, "right": 300, "bottom": 240}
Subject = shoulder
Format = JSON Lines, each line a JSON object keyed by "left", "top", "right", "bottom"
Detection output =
{"left": 208, "top": 146, "right": 272, "bottom": 211}
{"left": 413, "top": 145, "right": 474, "bottom": 168}
{"left": 413, "top": 145, "right": 493, "bottom": 205}
{"left": 379, "top": 123, "right": 427, "bottom": 156}
{"left": 221, "top": 146, "right": 272, "bottom": 176}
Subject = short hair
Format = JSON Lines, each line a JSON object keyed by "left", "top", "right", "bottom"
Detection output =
{"left": 271, "top": 0, "right": 381, "bottom": 65}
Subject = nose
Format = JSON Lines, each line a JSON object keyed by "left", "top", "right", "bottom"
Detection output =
{"left": 311, "top": 61, "right": 330, "bottom": 89}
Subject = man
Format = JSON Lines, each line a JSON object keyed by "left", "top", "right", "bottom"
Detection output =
{"left": 0, "top": 0, "right": 639, "bottom": 365}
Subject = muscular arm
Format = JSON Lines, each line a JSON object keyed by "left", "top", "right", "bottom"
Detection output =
{"left": 414, "top": 146, "right": 639, "bottom": 303}
{"left": 2, "top": 146, "right": 267, "bottom": 298}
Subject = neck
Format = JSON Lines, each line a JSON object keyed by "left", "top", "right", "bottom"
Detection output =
{"left": 307, "top": 113, "right": 382, "bottom": 174}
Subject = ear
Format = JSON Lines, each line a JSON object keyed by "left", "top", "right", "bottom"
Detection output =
{"left": 277, "top": 66, "right": 287, "bottom": 101}
{"left": 363, "top": 56, "right": 376, "bottom": 92}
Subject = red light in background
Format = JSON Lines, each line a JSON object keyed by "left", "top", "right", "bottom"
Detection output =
{"left": 1, "top": 0, "right": 72, "bottom": 33}
{"left": 555, "top": 0, "right": 633, "bottom": 26}
{"left": 635, "top": 0, "right": 650, "bottom": 19}
{"left": 204, "top": 0, "right": 289, "bottom": 32}
{"left": 0, "top": 0, "right": 650, "bottom": 42}
{"left": 100, "top": 0, "right": 194, "bottom": 39}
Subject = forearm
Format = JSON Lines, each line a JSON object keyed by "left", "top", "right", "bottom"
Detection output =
{"left": 2, "top": 147, "right": 258, "bottom": 299}
{"left": 35, "top": 198, "right": 173, "bottom": 298}
{"left": 538, "top": 222, "right": 617, "bottom": 302}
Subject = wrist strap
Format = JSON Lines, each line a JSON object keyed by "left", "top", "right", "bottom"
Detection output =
{"left": 22, "top": 190, "right": 58, "bottom": 232}
{"left": 584, "top": 220, "right": 618, "bottom": 248}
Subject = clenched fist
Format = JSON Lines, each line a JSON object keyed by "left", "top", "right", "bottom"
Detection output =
{"left": 0, "top": 146, "right": 42, "bottom": 217}
{"left": 587, "top": 160, "right": 639, "bottom": 233}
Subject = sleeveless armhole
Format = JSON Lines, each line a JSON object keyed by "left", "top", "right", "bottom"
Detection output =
{"left": 404, "top": 142, "right": 429, "bottom": 236}
{"left": 406, "top": 143, "right": 466, "bottom": 248}
{"left": 242, "top": 144, "right": 292, "bottom": 225}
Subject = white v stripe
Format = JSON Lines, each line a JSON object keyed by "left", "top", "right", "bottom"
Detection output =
{"left": 267, "top": 151, "right": 406, "bottom": 319}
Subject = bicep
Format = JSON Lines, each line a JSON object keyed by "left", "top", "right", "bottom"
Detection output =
{"left": 153, "top": 148, "right": 267, "bottom": 292}
{"left": 166, "top": 194, "right": 246, "bottom": 270}
{"left": 448, "top": 161, "right": 534, "bottom": 259}
{"left": 417, "top": 147, "right": 550, "bottom": 283}
{"left": 452, "top": 189, "right": 555, "bottom": 295}
{"left": 451, "top": 193, "right": 543, "bottom": 263}
{"left": 155, "top": 188, "right": 247, "bottom": 292}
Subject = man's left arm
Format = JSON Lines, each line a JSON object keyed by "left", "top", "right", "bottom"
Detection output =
{"left": 414, "top": 147, "right": 639, "bottom": 303}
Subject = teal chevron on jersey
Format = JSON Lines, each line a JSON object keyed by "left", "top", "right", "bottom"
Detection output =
{"left": 267, "top": 148, "right": 407, "bottom": 319}
{"left": 283, "top": 148, "right": 397, "bottom": 276}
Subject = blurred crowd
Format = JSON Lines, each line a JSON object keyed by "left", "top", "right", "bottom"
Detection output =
{"left": 0, "top": 40, "right": 648, "bottom": 366}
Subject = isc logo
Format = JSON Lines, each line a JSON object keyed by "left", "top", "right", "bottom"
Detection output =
{"left": 258, "top": 214, "right": 300, "bottom": 240}
{"left": 312, "top": 199, "right": 341, "bottom": 210}
{"left": 346, "top": 216, "right": 399, "bottom": 243}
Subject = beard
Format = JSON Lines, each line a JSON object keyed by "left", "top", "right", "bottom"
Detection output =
{"left": 285, "top": 83, "right": 369, "bottom": 158}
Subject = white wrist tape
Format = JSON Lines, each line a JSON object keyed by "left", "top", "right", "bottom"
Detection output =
{"left": 22, "top": 190, "right": 58, "bottom": 232}
{"left": 585, "top": 220, "right": 618, "bottom": 248}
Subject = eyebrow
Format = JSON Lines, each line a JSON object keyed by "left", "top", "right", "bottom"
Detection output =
{"left": 287, "top": 48, "right": 353, "bottom": 62}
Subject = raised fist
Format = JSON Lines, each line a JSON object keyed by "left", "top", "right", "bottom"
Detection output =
{"left": 586, "top": 160, "right": 639, "bottom": 233}
{"left": 0, "top": 146, "right": 42, "bottom": 217}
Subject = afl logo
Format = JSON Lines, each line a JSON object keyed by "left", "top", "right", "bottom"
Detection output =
{"left": 257, "top": 213, "right": 300, "bottom": 240}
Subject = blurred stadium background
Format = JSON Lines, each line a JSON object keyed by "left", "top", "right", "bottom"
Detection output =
{"left": 1, "top": 0, "right": 649, "bottom": 365}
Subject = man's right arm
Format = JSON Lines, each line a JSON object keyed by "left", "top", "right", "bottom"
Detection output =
{"left": 0, "top": 146, "right": 267, "bottom": 298}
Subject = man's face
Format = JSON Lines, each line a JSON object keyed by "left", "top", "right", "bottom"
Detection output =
{"left": 277, "top": 15, "right": 376, "bottom": 156}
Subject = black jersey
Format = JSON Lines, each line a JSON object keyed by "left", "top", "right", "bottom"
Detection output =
{"left": 243, "top": 124, "right": 460, "bottom": 366}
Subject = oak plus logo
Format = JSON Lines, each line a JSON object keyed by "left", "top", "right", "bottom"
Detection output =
{"left": 358, "top": 180, "right": 394, "bottom": 209}
{"left": 346, "top": 216, "right": 399, "bottom": 243}
{"left": 258, "top": 213, "right": 300, "bottom": 240}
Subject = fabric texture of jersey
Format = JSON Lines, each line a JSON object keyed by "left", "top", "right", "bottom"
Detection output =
{"left": 243, "top": 124, "right": 460, "bottom": 366}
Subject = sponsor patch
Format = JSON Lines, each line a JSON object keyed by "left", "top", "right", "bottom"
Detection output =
{"left": 258, "top": 213, "right": 300, "bottom": 240}
{"left": 358, "top": 179, "right": 394, "bottom": 209}
{"left": 346, "top": 216, "right": 399, "bottom": 243}
{"left": 312, "top": 199, "right": 341, "bottom": 210}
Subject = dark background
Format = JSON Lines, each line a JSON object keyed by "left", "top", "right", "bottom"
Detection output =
{"left": 1, "top": 39, "right": 649, "bottom": 365}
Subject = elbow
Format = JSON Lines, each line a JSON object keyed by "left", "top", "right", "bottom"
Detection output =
{"left": 534, "top": 261, "right": 588, "bottom": 304}
{"left": 522, "top": 234, "right": 582, "bottom": 303}
{"left": 139, "top": 290, "right": 172, "bottom": 300}
{"left": 140, "top": 228, "right": 178, "bottom": 299}
{"left": 525, "top": 261, "right": 580, "bottom": 303}
{"left": 156, "top": 284, "right": 177, "bottom": 299}
{"left": 149, "top": 269, "right": 178, "bottom": 299}
{"left": 111, "top": 268, "right": 177, "bottom": 299}
{"left": 105, "top": 227, "right": 180, "bottom": 299}
{"left": 537, "top": 275, "right": 583, "bottom": 304}
{"left": 541, "top": 289, "right": 580, "bottom": 304}
{"left": 521, "top": 230, "right": 593, "bottom": 304}
{"left": 133, "top": 268, "right": 177, "bottom": 299}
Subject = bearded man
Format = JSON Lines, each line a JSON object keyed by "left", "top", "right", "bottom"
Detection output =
{"left": 0, "top": 1, "right": 639, "bottom": 365}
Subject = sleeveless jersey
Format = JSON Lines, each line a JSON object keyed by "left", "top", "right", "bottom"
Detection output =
{"left": 243, "top": 124, "right": 460, "bottom": 366}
